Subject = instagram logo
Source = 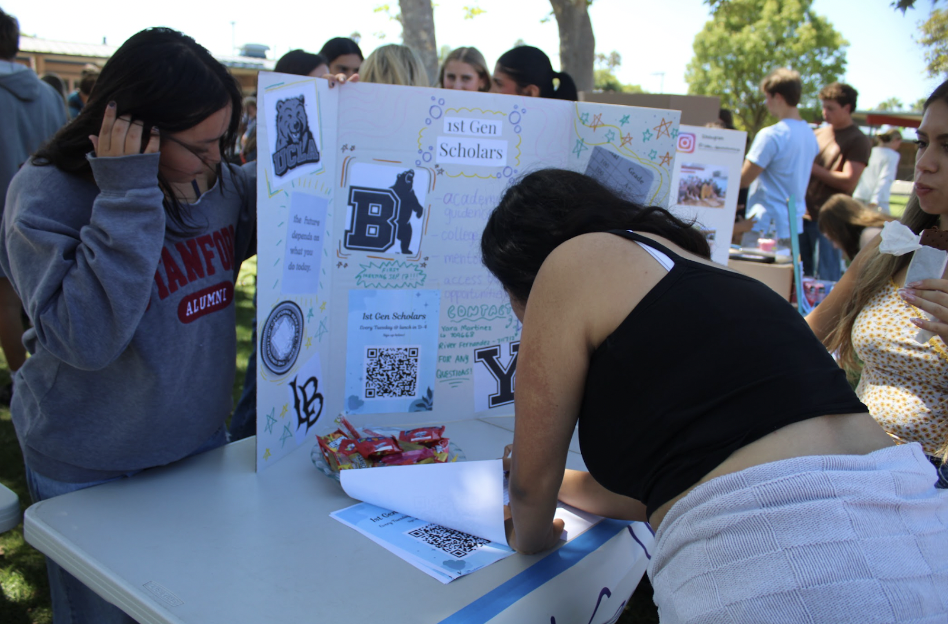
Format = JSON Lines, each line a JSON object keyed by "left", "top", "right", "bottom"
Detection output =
{"left": 677, "top": 133, "right": 696, "bottom": 153}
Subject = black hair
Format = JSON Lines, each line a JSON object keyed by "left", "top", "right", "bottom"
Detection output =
{"left": 482, "top": 169, "right": 710, "bottom": 303}
{"left": 318, "top": 37, "right": 364, "bottom": 63}
{"left": 0, "top": 8, "right": 18, "bottom": 59}
{"left": 274, "top": 49, "right": 328, "bottom": 76}
{"left": 32, "top": 27, "right": 243, "bottom": 235}
{"left": 495, "top": 46, "right": 577, "bottom": 101}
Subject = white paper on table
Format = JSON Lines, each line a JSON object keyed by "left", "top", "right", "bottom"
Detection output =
{"left": 341, "top": 459, "right": 507, "bottom": 544}
{"left": 905, "top": 245, "right": 948, "bottom": 344}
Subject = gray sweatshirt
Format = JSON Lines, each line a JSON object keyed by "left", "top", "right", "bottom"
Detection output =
{"left": 0, "top": 154, "right": 255, "bottom": 482}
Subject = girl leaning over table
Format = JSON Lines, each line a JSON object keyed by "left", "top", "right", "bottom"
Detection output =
{"left": 1, "top": 28, "right": 255, "bottom": 624}
{"left": 807, "top": 79, "right": 948, "bottom": 488}
{"left": 482, "top": 167, "right": 948, "bottom": 623}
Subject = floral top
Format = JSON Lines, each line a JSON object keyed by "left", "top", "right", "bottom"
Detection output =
{"left": 853, "top": 280, "right": 948, "bottom": 455}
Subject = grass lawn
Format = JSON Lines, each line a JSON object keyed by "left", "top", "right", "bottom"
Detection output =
{"left": 889, "top": 194, "right": 908, "bottom": 219}
{"left": 0, "top": 255, "right": 658, "bottom": 623}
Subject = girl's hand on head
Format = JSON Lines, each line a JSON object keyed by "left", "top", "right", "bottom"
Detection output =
{"left": 88, "top": 101, "right": 160, "bottom": 157}
{"left": 899, "top": 278, "right": 948, "bottom": 343}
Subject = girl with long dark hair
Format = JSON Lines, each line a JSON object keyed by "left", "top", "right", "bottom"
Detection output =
{"left": 490, "top": 45, "right": 577, "bottom": 100}
{"left": 1, "top": 27, "right": 255, "bottom": 623}
{"left": 483, "top": 168, "right": 948, "bottom": 622}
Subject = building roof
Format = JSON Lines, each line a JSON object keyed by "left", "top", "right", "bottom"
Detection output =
{"left": 19, "top": 35, "right": 117, "bottom": 58}
{"left": 852, "top": 110, "right": 923, "bottom": 129}
{"left": 18, "top": 35, "right": 274, "bottom": 71}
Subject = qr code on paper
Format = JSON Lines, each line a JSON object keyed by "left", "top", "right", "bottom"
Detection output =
{"left": 364, "top": 346, "right": 420, "bottom": 399}
{"left": 407, "top": 524, "right": 490, "bottom": 558}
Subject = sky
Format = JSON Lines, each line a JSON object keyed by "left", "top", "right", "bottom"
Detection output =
{"left": 5, "top": 0, "right": 942, "bottom": 112}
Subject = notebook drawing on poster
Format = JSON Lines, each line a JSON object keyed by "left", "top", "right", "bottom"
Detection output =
{"left": 584, "top": 146, "right": 655, "bottom": 204}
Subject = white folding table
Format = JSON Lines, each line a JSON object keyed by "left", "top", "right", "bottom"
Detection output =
{"left": 24, "top": 417, "right": 654, "bottom": 623}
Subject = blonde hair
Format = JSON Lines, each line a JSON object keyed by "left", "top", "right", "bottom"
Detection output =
{"left": 437, "top": 46, "right": 490, "bottom": 92}
{"left": 824, "top": 194, "right": 936, "bottom": 375}
{"left": 359, "top": 44, "right": 429, "bottom": 87}
{"left": 818, "top": 195, "right": 893, "bottom": 261}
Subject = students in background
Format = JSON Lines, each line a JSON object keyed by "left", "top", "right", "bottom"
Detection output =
{"left": 807, "top": 79, "right": 948, "bottom": 488}
{"left": 67, "top": 64, "right": 99, "bottom": 119}
{"left": 854, "top": 129, "right": 903, "bottom": 215}
{"left": 359, "top": 44, "right": 429, "bottom": 87}
{"left": 0, "top": 9, "right": 67, "bottom": 404}
{"left": 438, "top": 47, "right": 490, "bottom": 92}
{"left": 319, "top": 36, "right": 363, "bottom": 79}
{"left": 2, "top": 28, "right": 256, "bottom": 622}
{"left": 482, "top": 168, "right": 948, "bottom": 621}
{"left": 490, "top": 45, "right": 577, "bottom": 101}
{"left": 740, "top": 68, "right": 818, "bottom": 245}
{"left": 818, "top": 194, "right": 893, "bottom": 261}
{"left": 803, "top": 82, "right": 872, "bottom": 280}
{"left": 274, "top": 49, "right": 329, "bottom": 78}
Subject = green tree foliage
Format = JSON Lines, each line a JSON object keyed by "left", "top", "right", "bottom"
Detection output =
{"left": 593, "top": 51, "right": 645, "bottom": 93}
{"left": 917, "top": 8, "right": 948, "bottom": 78}
{"left": 912, "top": 96, "right": 928, "bottom": 112}
{"left": 877, "top": 97, "right": 905, "bottom": 111}
{"left": 687, "top": 0, "right": 847, "bottom": 141}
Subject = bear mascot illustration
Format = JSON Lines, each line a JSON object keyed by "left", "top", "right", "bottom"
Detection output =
{"left": 272, "top": 95, "right": 320, "bottom": 176}
{"left": 391, "top": 170, "right": 424, "bottom": 254}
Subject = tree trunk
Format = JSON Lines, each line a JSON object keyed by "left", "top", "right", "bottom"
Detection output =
{"left": 399, "top": 0, "right": 439, "bottom": 86}
{"left": 549, "top": 0, "right": 596, "bottom": 93}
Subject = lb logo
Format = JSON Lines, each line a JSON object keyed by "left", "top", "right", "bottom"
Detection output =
{"left": 677, "top": 132, "right": 696, "bottom": 153}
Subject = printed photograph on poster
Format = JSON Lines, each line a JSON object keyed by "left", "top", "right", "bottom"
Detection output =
{"left": 343, "top": 162, "right": 430, "bottom": 256}
{"left": 282, "top": 192, "right": 328, "bottom": 295}
{"left": 473, "top": 342, "right": 518, "bottom": 413}
{"left": 345, "top": 289, "right": 440, "bottom": 414}
{"left": 584, "top": 146, "right": 655, "bottom": 205}
{"left": 676, "top": 162, "right": 727, "bottom": 208}
{"left": 265, "top": 79, "right": 323, "bottom": 185}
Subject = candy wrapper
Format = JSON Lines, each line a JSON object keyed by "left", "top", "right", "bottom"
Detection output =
{"left": 314, "top": 417, "right": 458, "bottom": 479}
{"left": 879, "top": 221, "right": 948, "bottom": 344}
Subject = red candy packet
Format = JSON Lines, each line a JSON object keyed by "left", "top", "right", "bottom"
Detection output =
{"left": 398, "top": 426, "right": 445, "bottom": 445}
{"left": 355, "top": 436, "right": 402, "bottom": 459}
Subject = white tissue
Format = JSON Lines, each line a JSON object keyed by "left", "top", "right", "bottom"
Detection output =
{"left": 904, "top": 246, "right": 948, "bottom": 344}
{"left": 878, "top": 221, "right": 922, "bottom": 256}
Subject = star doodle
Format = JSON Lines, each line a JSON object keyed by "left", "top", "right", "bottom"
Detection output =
{"left": 653, "top": 118, "right": 673, "bottom": 140}
{"left": 580, "top": 112, "right": 590, "bottom": 125}
{"left": 605, "top": 130, "right": 617, "bottom": 143}
{"left": 317, "top": 319, "right": 329, "bottom": 341}
{"left": 341, "top": 144, "right": 349, "bottom": 152}
{"left": 619, "top": 114, "right": 630, "bottom": 126}
{"left": 642, "top": 129, "right": 653, "bottom": 142}
{"left": 263, "top": 448, "right": 272, "bottom": 461}
{"left": 350, "top": 145, "right": 356, "bottom": 150}
{"left": 280, "top": 403, "right": 288, "bottom": 418}
{"left": 573, "top": 138, "right": 590, "bottom": 159}
{"left": 671, "top": 128, "right": 679, "bottom": 139}
{"left": 280, "top": 424, "right": 293, "bottom": 448}
{"left": 265, "top": 410, "right": 277, "bottom": 434}
{"left": 659, "top": 151, "right": 673, "bottom": 167}
{"left": 420, "top": 263, "right": 427, "bottom": 268}
{"left": 621, "top": 133, "right": 634, "bottom": 147}
{"left": 307, "top": 307, "right": 314, "bottom": 321}
{"left": 590, "top": 113, "right": 604, "bottom": 130}
{"left": 320, "top": 301, "right": 327, "bottom": 312}
{"left": 336, "top": 262, "right": 342, "bottom": 268}
{"left": 649, "top": 149, "right": 658, "bottom": 160}
{"left": 305, "top": 335, "right": 312, "bottom": 348}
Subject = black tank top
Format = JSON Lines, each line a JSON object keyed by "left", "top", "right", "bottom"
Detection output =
{"left": 578, "top": 231, "right": 867, "bottom": 518}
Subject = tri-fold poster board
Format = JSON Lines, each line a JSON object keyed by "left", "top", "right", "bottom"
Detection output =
{"left": 253, "top": 75, "right": 688, "bottom": 467}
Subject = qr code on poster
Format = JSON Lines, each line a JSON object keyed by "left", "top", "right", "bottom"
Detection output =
{"left": 407, "top": 523, "right": 491, "bottom": 558}
{"left": 364, "top": 346, "right": 420, "bottom": 399}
